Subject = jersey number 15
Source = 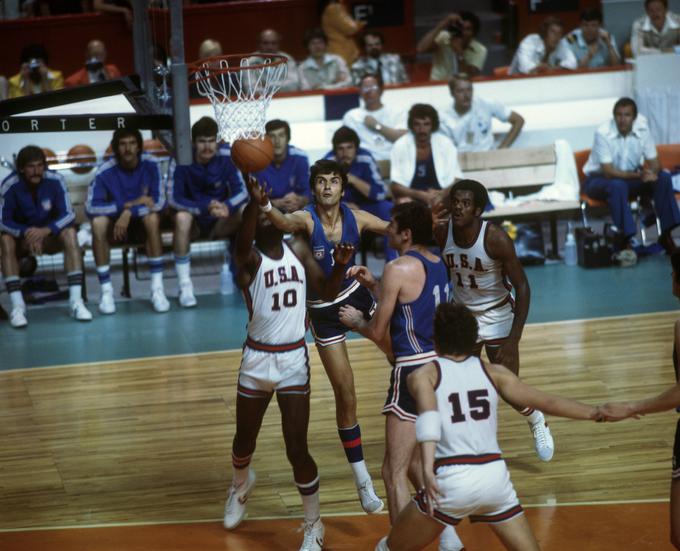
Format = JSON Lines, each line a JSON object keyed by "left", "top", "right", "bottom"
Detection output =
{"left": 448, "top": 389, "right": 490, "bottom": 423}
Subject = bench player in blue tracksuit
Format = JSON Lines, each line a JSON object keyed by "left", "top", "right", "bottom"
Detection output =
{"left": 1, "top": 145, "right": 92, "bottom": 327}
{"left": 86, "top": 128, "right": 167, "bottom": 314}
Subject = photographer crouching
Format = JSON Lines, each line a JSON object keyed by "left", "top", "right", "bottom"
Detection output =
{"left": 65, "top": 40, "right": 121, "bottom": 88}
{"left": 9, "top": 44, "right": 64, "bottom": 98}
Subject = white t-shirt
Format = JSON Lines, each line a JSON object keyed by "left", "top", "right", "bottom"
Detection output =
{"left": 342, "top": 104, "right": 406, "bottom": 161}
{"left": 440, "top": 98, "right": 512, "bottom": 153}
{"left": 583, "top": 115, "right": 657, "bottom": 176}
{"left": 509, "top": 33, "right": 578, "bottom": 74}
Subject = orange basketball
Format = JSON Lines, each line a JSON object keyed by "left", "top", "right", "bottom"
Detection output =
{"left": 42, "top": 147, "right": 58, "bottom": 167}
{"left": 67, "top": 144, "right": 97, "bottom": 174}
{"left": 231, "top": 137, "right": 274, "bottom": 173}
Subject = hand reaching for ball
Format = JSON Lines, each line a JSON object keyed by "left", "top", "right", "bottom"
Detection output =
{"left": 247, "top": 176, "right": 270, "bottom": 207}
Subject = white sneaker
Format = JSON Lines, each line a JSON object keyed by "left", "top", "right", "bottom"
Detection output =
{"left": 223, "top": 469, "right": 256, "bottom": 530}
{"left": 178, "top": 282, "right": 197, "bottom": 308}
{"left": 150, "top": 288, "right": 170, "bottom": 313}
{"left": 375, "top": 536, "right": 389, "bottom": 551}
{"left": 299, "top": 518, "right": 324, "bottom": 551}
{"left": 439, "top": 525, "right": 464, "bottom": 551}
{"left": 99, "top": 291, "right": 116, "bottom": 315}
{"left": 357, "top": 478, "right": 384, "bottom": 514}
{"left": 10, "top": 306, "right": 27, "bottom": 328}
{"left": 530, "top": 411, "right": 554, "bottom": 462}
{"left": 70, "top": 301, "right": 93, "bottom": 322}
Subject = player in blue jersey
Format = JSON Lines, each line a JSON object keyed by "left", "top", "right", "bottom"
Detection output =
{"left": 86, "top": 128, "right": 168, "bottom": 314}
{"left": 168, "top": 117, "right": 248, "bottom": 307}
{"left": 254, "top": 119, "right": 311, "bottom": 213}
{"left": 1, "top": 145, "right": 92, "bottom": 328}
{"left": 325, "top": 126, "right": 397, "bottom": 261}
{"left": 252, "top": 159, "right": 388, "bottom": 515}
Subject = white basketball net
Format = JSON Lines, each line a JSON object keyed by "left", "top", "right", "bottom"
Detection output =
{"left": 192, "top": 54, "right": 288, "bottom": 142}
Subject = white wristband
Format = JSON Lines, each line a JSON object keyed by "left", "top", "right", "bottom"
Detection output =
{"left": 415, "top": 410, "right": 441, "bottom": 443}
{"left": 260, "top": 201, "right": 272, "bottom": 213}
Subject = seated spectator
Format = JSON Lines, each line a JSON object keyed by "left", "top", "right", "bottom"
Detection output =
{"left": 299, "top": 28, "right": 352, "bottom": 90}
{"left": 325, "top": 126, "right": 397, "bottom": 261}
{"left": 0, "top": 145, "right": 92, "bottom": 328}
{"left": 563, "top": 8, "right": 621, "bottom": 68}
{"left": 168, "top": 117, "right": 247, "bottom": 306}
{"left": 583, "top": 97, "right": 680, "bottom": 265}
{"left": 9, "top": 44, "right": 64, "bottom": 98}
{"left": 342, "top": 73, "right": 407, "bottom": 161}
{"left": 86, "top": 128, "right": 169, "bottom": 314}
{"left": 509, "top": 16, "right": 577, "bottom": 74}
{"left": 253, "top": 119, "right": 310, "bottom": 213}
{"left": 93, "top": 0, "right": 132, "bottom": 29}
{"left": 390, "top": 103, "right": 463, "bottom": 204}
{"left": 65, "top": 40, "right": 122, "bottom": 87}
{"left": 253, "top": 28, "right": 300, "bottom": 92}
{"left": 631, "top": 0, "right": 680, "bottom": 56}
{"left": 440, "top": 73, "right": 524, "bottom": 152}
{"left": 417, "top": 12, "right": 487, "bottom": 79}
{"left": 350, "top": 30, "right": 408, "bottom": 86}
{"left": 320, "top": 0, "right": 366, "bottom": 66}
{"left": 198, "top": 38, "right": 222, "bottom": 60}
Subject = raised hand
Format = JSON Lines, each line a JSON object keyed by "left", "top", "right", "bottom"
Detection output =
{"left": 333, "top": 242, "right": 355, "bottom": 266}
{"left": 346, "top": 264, "right": 376, "bottom": 288}
{"left": 431, "top": 200, "right": 450, "bottom": 227}
{"left": 246, "top": 176, "right": 270, "bottom": 206}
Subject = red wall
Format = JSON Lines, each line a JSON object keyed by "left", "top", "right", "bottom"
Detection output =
{"left": 515, "top": 0, "right": 602, "bottom": 40}
{"left": 0, "top": 0, "right": 415, "bottom": 82}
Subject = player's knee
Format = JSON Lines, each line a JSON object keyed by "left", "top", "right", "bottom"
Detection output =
{"left": 174, "top": 211, "right": 193, "bottom": 233}
{"left": 91, "top": 216, "right": 110, "bottom": 237}
{"left": 1, "top": 233, "right": 17, "bottom": 253}
{"left": 143, "top": 212, "right": 160, "bottom": 228}
{"left": 284, "top": 439, "right": 311, "bottom": 467}
{"left": 60, "top": 226, "right": 77, "bottom": 245}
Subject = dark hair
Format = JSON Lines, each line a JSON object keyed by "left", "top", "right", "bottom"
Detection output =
{"left": 449, "top": 179, "right": 489, "bottom": 212}
{"left": 310, "top": 159, "right": 347, "bottom": 191}
{"left": 360, "top": 72, "right": 384, "bottom": 90}
{"left": 434, "top": 303, "right": 479, "bottom": 356}
{"left": 362, "top": 30, "right": 384, "bottom": 47}
{"left": 20, "top": 43, "right": 49, "bottom": 65}
{"left": 460, "top": 11, "right": 481, "bottom": 36}
{"left": 304, "top": 27, "right": 327, "bottom": 49}
{"left": 539, "top": 16, "right": 563, "bottom": 38}
{"left": 16, "top": 145, "right": 46, "bottom": 172}
{"left": 191, "top": 117, "right": 219, "bottom": 142}
{"left": 580, "top": 7, "right": 603, "bottom": 23}
{"left": 613, "top": 97, "right": 638, "bottom": 118}
{"left": 332, "top": 126, "right": 360, "bottom": 150}
{"left": 645, "top": 0, "right": 667, "bottom": 8}
{"left": 408, "top": 103, "right": 439, "bottom": 132}
{"left": 265, "top": 119, "right": 291, "bottom": 141}
{"left": 392, "top": 201, "right": 432, "bottom": 246}
{"left": 111, "top": 128, "right": 143, "bottom": 160}
{"left": 448, "top": 72, "right": 471, "bottom": 94}
{"left": 672, "top": 251, "right": 680, "bottom": 283}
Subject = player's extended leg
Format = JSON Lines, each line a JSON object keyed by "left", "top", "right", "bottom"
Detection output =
{"left": 317, "top": 342, "right": 384, "bottom": 514}
{"left": 376, "top": 501, "right": 445, "bottom": 551}
{"left": 0, "top": 233, "right": 27, "bottom": 328}
{"left": 487, "top": 513, "right": 540, "bottom": 551}
{"left": 59, "top": 227, "right": 92, "bottom": 321}
{"left": 383, "top": 413, "right": 418, "bottom": 522}
{"left": 671, "top": 479, "right": 680, "bottom": 549}
{"left": 224, "top": 391, "right": 272, "bottom": 530}
{"left": 485, "top": 342, "right": 554, "bottom": 462}
{"left": 142, "top": 212, "right": 169, "bottom": 313}
{"left": 172, "top": 211, "right": 197, "bottom": 308}
{"left": 90, "top": 215, "right": 116, "bottom": 314}
{"left": 278, "top": 391, "right": 325, "bottom": 551}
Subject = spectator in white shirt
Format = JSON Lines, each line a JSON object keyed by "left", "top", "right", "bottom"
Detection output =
{"left": 509, "top": 16, "right": 578, "bottom": 75}
{"left": 254, "top": 28, "right": 300, "bottom": 92}
{"left": 631, "top": 0, "right": 680, "bottom": 56}
{"left": 583, "top": 97, "right": 680, "bottom": 258}
{"left": 341, "top": 73, "right": 407, "bottom": 162}
{"left": 439, "top": 73, "right": 524, "bottom": 153}
{"left": 298, "top": 28, "right": 352, "bottom": 91}
{"left": 390, "top": 103, "right": 463, "bottom": 205}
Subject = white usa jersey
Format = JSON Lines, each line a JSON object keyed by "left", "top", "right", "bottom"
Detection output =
{"left": 442, "top": 220, "right": 511, "bottom": 313}
{"left": 433, "top": 356, "right": 501, "bottom": 469}
{"left": 243, "top": 241, "right": 307, "bottom": 348}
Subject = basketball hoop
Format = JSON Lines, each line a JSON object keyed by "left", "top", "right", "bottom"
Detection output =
{"left": 188, "top": 53, "right": 288, "bottom": 143}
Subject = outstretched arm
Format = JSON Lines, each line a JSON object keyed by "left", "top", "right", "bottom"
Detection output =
{"left": 233, "top": 177, "right": 262, "bottom": 289}
{"left": 252, "top": 179, "right": 311, "bottom": 234}
{"left": 489, "top": 362, "right": 600, "bottom": 420}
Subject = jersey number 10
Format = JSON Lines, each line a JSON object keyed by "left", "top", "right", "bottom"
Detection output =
{"left": 272, "top": 289, "right": 298, "bottom": 310}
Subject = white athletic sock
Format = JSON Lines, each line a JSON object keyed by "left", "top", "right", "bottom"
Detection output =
{"left": 5, "top": 277, "right": 24, "bottom": 309}
{"left": 9, "top": 290, "right": 24, "bottom": 309}
{"left": 150, "top": 272, "right": 164, "bottom": 291}
{"left": 69, "top": 285, "right": 82, "bottom": 303}
{"left": 100, "top": 281, "right": 113, "bottom": 295}
{"left": 350, "top": 459, "right": 370, "bottom": 486}
{"left": 232, "top": 466, "right": 249, "bottom": 488}
{"left": 297, "top": 476, "right": 321, "bottom": 524}
{"left": 174, "top": 255, "right": 191, "bottom": 284}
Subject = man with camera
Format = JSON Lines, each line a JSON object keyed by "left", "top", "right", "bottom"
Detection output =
{"left": 417, "top": 12, "right": 488, "bottom": 79}
{"left": 8, "top": 44, "right": 63, "bottom": 98}
{"left": 65, "top": 40, "right": 121, "bottom": 87}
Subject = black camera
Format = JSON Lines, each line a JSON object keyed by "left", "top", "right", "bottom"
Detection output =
{"left": 447, "top": 21, "right": 463, "bottom": 38}
{"left": 28, "top": 58, "right": 42, "bottom": 73}
{"left": 86, "top": 58, "right": 104, "bottom": 73}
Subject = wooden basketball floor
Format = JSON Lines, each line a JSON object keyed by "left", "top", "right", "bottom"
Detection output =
{"left": 1, "top": 311, "right": 678, "bottom": 550}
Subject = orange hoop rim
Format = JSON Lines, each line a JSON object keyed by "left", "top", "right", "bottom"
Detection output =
{"left": 188, "top": 52, "right": 288, "bottom": 84}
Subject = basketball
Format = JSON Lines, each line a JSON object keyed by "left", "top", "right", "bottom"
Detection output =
{"left": 230, "top": 136, "right": 274, "bottom": 173}
{"left": 67, "top": 144, "right": 97, "bottom": 174}
{"left": 41, "top": 147, "right": 58, "bottom": 166}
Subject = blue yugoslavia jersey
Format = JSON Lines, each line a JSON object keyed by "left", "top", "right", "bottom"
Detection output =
{"left": 390, "top": 250, "right": 449, "bottom": 364}
{"left": 305, "top": 202, "right": 360, "bottom": 301}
